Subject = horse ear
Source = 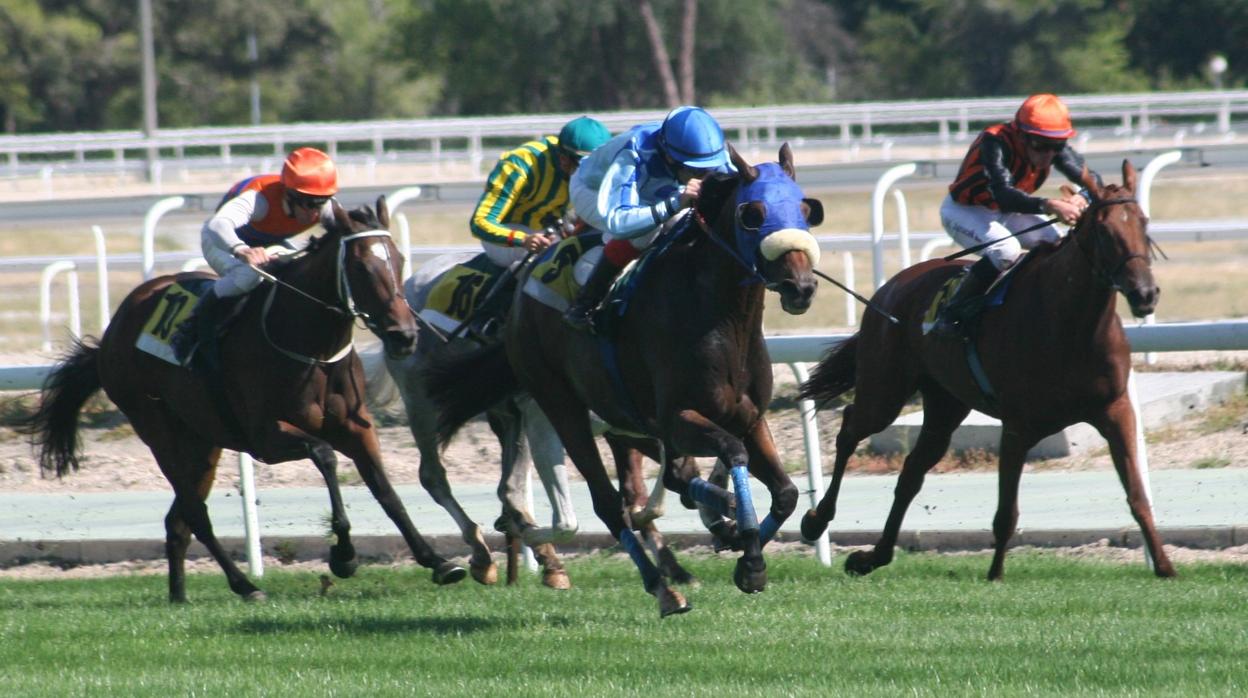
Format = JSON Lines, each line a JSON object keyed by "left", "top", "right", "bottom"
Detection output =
{"left": 802, "top": 198, "right": 824, "bottom": 227}
{"left": 1079, "top": 165, "right": 1102, "bottom": 200}
{"left": 376, "top": 195, "right": 390, "bottom": 230}
{"left": 1121, "top": 159, "right": 1137, "bottom": 193}
{"left": 331, "top": 201, "right": 351, "bottom": 232}
{"left": 779, "top": 142, "right": 796, "bottom": 180}
{"left": 728, "top": 143, "right": 758, "bottom": 184}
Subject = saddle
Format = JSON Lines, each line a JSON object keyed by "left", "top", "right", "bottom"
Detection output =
{"left": 421, "top": 254, "right": 513, "bottom": 339}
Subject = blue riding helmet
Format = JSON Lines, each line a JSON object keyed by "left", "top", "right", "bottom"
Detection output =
{"left": 658, "top": 106, "right": 728, "bottom": 170}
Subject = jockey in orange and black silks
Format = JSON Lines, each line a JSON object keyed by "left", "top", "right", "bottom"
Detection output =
{"left": 729, "top": 162, "right": 822, "bottom": 282}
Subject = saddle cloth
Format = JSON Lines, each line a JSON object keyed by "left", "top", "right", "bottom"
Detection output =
{"left": 419, "top": 254, "right": 507, "bottom": 333}
{"left": 135, "top": 278, "right": 215, "bottom": 366}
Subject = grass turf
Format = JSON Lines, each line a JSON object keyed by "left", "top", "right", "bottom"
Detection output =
{"left": 0, "top": 551, "right": 1244, "bottom": 696}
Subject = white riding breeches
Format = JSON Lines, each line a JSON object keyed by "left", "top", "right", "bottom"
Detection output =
{"left": 480, "top": 224, "right": 534, "bottom": 268}
{"left": 940, "top": 194, "right": 1064, "bottom": 272}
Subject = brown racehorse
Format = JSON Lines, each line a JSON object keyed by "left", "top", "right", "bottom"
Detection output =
{"left": 428, "top": 145, "right": 824, "bottom": 616}
{"left": 799, "top": 160, "right": 1176, "bottom": 580}
{"left": 20, "top": 199, "right": 467, "bottom": 602}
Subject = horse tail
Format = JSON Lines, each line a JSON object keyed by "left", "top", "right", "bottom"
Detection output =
{"left": 357, "top": 341, "right": 402, "bottom": 411}
{"left": 798, "top": 334, "right": 859, "bottom": 406}
{"left": 425, "top": 342, "right": 520, "bottom": 447}
{"left": 14, "top": 338, "right": 102, "bottom": 477}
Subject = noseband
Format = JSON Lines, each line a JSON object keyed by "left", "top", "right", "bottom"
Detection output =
{"left": 1072, "top": 196, "right": 1152, "bottom": 291}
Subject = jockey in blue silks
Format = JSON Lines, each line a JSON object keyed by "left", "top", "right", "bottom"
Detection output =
{"left": 563, "top": 106, "right": 736, "bottom": 332}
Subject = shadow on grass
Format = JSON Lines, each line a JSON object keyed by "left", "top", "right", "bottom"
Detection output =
{"left": 234, "top": 612, "right": 575, "bottom": 637}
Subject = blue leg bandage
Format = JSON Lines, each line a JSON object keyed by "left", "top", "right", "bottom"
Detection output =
{"left": 730, "top": 465, "right": 758, "bottom": 533}
{"left": 759, "top": 512, "right": 785, "bottom": 544}
{"left": 619, "top": 528, "right": 661, "bottom": 591}
{"left": 687, "top": 477, "right": 731, "bottom": 517}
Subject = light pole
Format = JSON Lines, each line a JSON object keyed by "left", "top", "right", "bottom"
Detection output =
{"left": 139, "top": 0, "right": 158, "bottom": 182}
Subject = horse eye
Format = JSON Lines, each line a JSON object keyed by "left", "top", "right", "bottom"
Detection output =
{"left": 737, "top": 203, "right": 765, "bottom": 231}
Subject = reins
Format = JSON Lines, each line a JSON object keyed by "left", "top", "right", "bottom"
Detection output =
{"left": 258, "top": 229, "right": 396, "bottom": 365}
{"left": 1070, "top": 196, "right": 1154, "bottom": 291}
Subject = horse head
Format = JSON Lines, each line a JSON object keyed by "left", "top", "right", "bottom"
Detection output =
{"left": 1076, "top": 160, "right": 1159, "bottom": 317}
{"left": 324, "top": 197, "right": 420, "bottom": 357}
{"left": 703, "top": 143, "right": 822, "bottom": 314}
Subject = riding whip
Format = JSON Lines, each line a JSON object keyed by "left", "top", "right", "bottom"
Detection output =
{"left": 943, "top": 217, "right": 1059, "bottom": 261}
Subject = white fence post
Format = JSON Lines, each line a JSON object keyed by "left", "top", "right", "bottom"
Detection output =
{"left": 142, "top": 196, "right": 188, "bottom": 281}
{"left": 39, "top": 261, "right": 81, "bottom": 353}
{"left": 237, "top": 453, "right": 264, "bottom": 578}
{"left": 1138, "top": 150, "right": 1183, "bottom": 366}
{"left": 871, "top": 163, "right": 918, "bottom": 289}
{"left": 790, "top": 362, "right": 831, "bottom": 567}
{"left": 91, "top": 226, "right": 110, "bottom": 334}
{"left": 385, "top": 186, "right": 424, "bottom": 281}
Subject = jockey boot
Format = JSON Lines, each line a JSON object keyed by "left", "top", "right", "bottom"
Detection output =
{"left": 562, "top": 257, "right": 622, "bottom": 333}
{"left": 189, "top": 289, "right": 228, "bottom": 372}
{"left": 930, "top": 257, "right": 998, "bottom": 339}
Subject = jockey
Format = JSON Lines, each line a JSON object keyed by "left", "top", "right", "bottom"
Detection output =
{"left": 471, "top": 115, "right": 612, "bottom": 268}
{"left": 178, "top": 146, "right": 338, "bottom": 363}
{"left": 562, "top": 105, "right": 735, "bottom": 332}
{"left": 931, "top": 93, "right": 1103, "bottom": 337}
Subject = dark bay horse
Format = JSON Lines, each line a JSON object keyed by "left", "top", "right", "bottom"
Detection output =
{"left": 429, "top": 144, "right": 824, "bottom": 616}
{"left": 21, "top": 199, "right": 467, "bottom": 602}
{"left": 799, "top": 160, "right": 1176, "bottom": 580}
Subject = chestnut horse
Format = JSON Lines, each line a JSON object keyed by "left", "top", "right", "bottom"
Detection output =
{"left": 20, "top": 199, "right": 467, "bottom": 602}
{"left": 429, "top": 145, "right": 824, "bottom": 616}
{"left": 799, "top": 160, "right": 1176, "bottom": 580}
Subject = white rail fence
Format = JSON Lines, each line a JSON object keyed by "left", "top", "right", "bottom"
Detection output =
{"left": 3, "top": 91, "right": 1244, "bottom": 186}
{"left": 5, "top": 150, "right": 1248, "bottom": 572}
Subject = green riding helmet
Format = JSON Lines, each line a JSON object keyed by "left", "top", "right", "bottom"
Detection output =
{"left": 557, "top": 116, "right": 612, "bottom": 159}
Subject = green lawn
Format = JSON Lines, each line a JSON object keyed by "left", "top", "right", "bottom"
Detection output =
{"left": 1, "top": 551, "right": 1245, "bottom": 696}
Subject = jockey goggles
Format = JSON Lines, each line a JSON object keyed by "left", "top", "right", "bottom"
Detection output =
{"left": 288, "top": 191, "right": 330, "bottom": 210}
{"left": 1026, "top": 136, "right": 1066, "bottom": 153}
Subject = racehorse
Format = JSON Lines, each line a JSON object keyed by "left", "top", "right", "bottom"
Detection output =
{"left": 361, "top": 253, "right": 697, "bottom": 589}
{"left": 359, "top": 254, "right": 578, "bottom": 589}
{"left": 428, "top": 144, "right": 824, "bottom": 616}
{"left": 19, "top": 199, "right": 468, "bottom": 602}
{"left": 799, "top": 160, "right": 1176, "bottom": 580}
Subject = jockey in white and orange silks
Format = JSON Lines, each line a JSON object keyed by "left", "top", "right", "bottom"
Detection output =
{"left": 177, "top": 147, "right": 338, "bottom": 363}
{"left": 562, "top": 106, "right": 737, "bottom": 332}
{"left": 932, "top": 94, "right": 1103, "bottom": 337}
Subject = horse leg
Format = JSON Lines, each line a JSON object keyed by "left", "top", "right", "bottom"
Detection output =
{"left": 330, "top": 427, "right": 466, "bottom": 585}
{"left": 529, "top": 385, "right": 688, "bottom": 617}
{"left": 398, "top": 364, "right": 496, "bottom": 585}
{"left": 493, "top": 405, "right": 570, "bottom": 590}
{"left": 985, "top": 426, "right": 1038, "bottom": 581}
{"left": 667, "top": 410, "right": 766, "bottom": 594}
{"left": 305, "top": 440, "right": 358, "bottom": 579}
{"left": 845, "top": 384, "right": 969, "bottom": 576}
{"left": 803, "top": 372, "right": 913, "bottom": 541}
{"left": 1090, "top": 396, "right": 1176, "bottom": 578}
{"left": 744, "top": 417, "right": 799, "bottom": 547}
{"left": 156, "top": 443, "right": 262, "bottom": 602}
{"left": 607, "top": 438, "right": 695, "bottom": 585}
{"left": 521, "top": 397, "right": 579, "bottom": 545}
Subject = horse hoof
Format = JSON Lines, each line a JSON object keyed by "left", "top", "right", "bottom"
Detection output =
{"left": 243, "top": 590, "right": 268, "bottom": 603}
{"left": 329, "top": 557, "right": 358, "bottom": 579}
{"left": 542, "top": 568, "right": 572, "bottom": 590}
{"left": 471, "top": 561, "right": 499, "bottom": 586}
{"left": 432, "top": 562, "right": 468, "bottom": 585}
{"left": 844, "top": 551, "right": 874, "bottom": 577}
{"left": 799, "top": 509, "right": 828, "bottom": 542}
{"left": 733, "top": 558, "right": 767, "bottom": 594}
{"left": 657, "top": 586, "right": 692, "bottom": 618}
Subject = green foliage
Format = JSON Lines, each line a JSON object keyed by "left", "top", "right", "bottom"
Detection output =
{"left": 3, "top": 0, "right": 1248, "bottom": 132}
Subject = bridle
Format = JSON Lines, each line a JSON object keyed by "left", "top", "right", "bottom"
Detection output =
{"left": 1071, "top": 196, "right": 1156, "bottom": 292}
{"left": 260, "top": 229, "right": 402, "bottom": 365}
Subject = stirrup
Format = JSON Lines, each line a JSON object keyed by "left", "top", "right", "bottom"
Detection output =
{"left": 562, "top": 304, "right": 597, "bottom": 333}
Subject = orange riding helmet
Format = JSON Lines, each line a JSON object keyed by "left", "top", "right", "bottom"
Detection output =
{"left": 1014, "top": 94, "right": 1076, "bottom": 139}
{"left": 281, "top": 147, "right": 339, "bottom": 197}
